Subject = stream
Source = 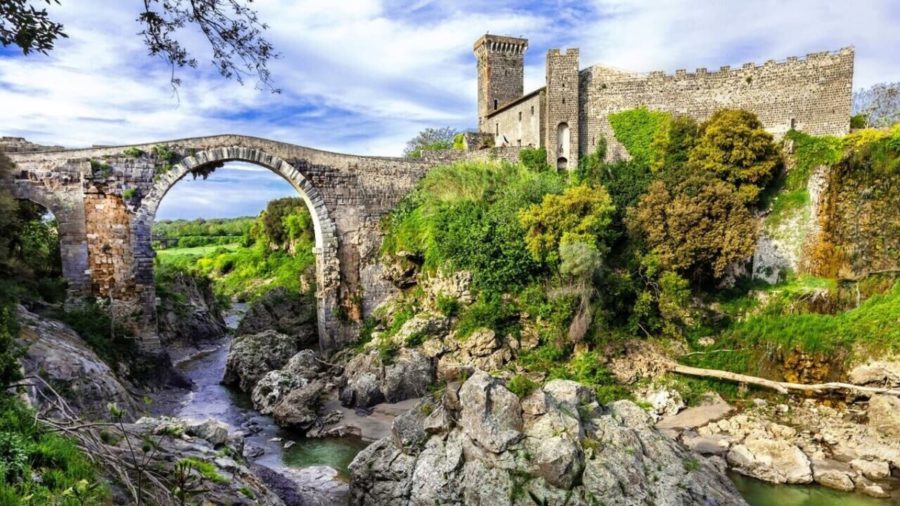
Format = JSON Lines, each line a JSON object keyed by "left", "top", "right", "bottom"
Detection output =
{"left": 172, "top": 303, "right": 366, "bottom": 481}
{"left": 169, "top": 305, "right": 893, "bottom": 505}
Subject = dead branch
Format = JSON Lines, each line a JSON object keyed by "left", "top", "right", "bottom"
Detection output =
{"left": 671, "top": 363, "right": 900, "bottom": 398}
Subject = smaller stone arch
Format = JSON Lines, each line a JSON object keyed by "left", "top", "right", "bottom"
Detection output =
{"left": 134, "top": 146, "right": 341, "bottom": 351}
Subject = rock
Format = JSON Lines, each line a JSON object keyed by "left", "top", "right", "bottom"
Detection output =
{"left": 727, "top": 437, "right": 813, "bottom": 484}
{"left": 236, "top": 287, "right": 317, "bottom": 349}
{"left": 272, "top": 380, "right": 327, "bottom": 430}
{"left": 16, "top": 306, "right": 138, "bottom": 421}
{"left": 382, "top": 349, "right": 434, "bottom": 403}
{"left": 608, "top": 340, "right": 675, "bottom": 384}
{"left": 461, "top": 328, "right": 498, "bottom": 357}
{"left": 390, "top": 314, "right": 448, "bottom": 346}
{"left": 656, "top": 392, "right": 734, "bottom": 431}
{"left": 812, "top": 460, "right": 855, "bottom": 492}
{"left": 349, "top": 374, "right": 747, "bottom": 506}
{"left": 382, "top": 251, "right": 422, "bottom": 289}
{"left": 698, "top": 336, "right": 716, "bottom": 347}
{"left": 682, "top": 433, "right": 732, "bottom": 456}
{"left": 157, "top": 271, "right": 227, "bottom": 355}
{"left": 868, "top": 394, "right": 900, "bottom": 438}
{"left": 848, "top": 360, "right": 900, "bottom": 387}
{"left": 459, "top": 371, "right": 523, "bottom": 453}
{"left": 186, "top": 419, "right": 230, "bottom": 446}
{"left": 856, "top": 476, "right": 892, "bottom": 498}
{"left": 252, "top": 464, "right": 348, "bottom": 506}
{"left": 850, "top": 458, "right": 891, "bottom": 480}
{"left": 223, "top": 330, "right": 299, "bottom": 392}
{"left": 251, "top": 350, "right": 322, "bottom": 414}
{"left": 390, "top": 403, "right": 429, "bottom": 455}
{"left": 340, "top": 352, "right": 385, "bottom": 408}
{"left": 635, "top": 384, "right": 685, "bottom": 419}
{"left": 423, "top": 270, "right": 473, "bottom": 304}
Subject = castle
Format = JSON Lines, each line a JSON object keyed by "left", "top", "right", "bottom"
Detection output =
{"left": 474, "top": 35, "right": 855, "bottom": 169}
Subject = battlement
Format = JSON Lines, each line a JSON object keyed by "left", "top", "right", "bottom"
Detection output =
{"left": 547, "top": 48, "right": 579, "bottom": 58}
{"left": 589, "top": 47, "right": 854, "bottom": 82}
{"left": 474, "top": 34, "right": 528, "bottom": 54}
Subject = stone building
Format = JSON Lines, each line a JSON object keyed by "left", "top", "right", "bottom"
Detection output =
{"left": 474, "top": 34, "right": 855, "bottom": 169}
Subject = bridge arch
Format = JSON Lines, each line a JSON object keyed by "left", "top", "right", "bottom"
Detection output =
{"left": 133, "top": 146, "right": 341, "bottom": 350}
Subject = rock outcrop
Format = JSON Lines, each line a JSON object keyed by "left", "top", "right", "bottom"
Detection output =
{"left": 340, "top": 349, "right": 434, "bottom": 408}
{"left": 349, "top": 371, "right": 746, "bottom": 505}
{"left": 223, "top": 330, "right": 300, "bottom": 392}
{"left": 236, "top": 287, "right": 317, "bottom": 349}
{"left": 16, "top": 306, "right": 138, "bottom": 421}
{"left": 157, "top": 271, "right": 227, "bottom": 357}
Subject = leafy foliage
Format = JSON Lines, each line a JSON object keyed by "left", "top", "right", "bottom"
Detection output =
{"left": 518, "top": 147, "right": 550, "bottom": 172}
{"left": 0, "top": 0, "right": 66, "bottom": 55}
{"left": 628, "top": 175, "right": 757, "bottom": 282}
{"left": 607, "top": 107, "right": 670, "bottom": 165}
{"left": 519, "top": 185, "right": 615, "bottom": 266}
{"left": 650, "top": 115, "right": 699, "bottom": 177}
{"left": 687, "top": 109, "right": 780, "bottom": 203}
{"left": 403, "top": 127, "right": 459, "bottom": 158}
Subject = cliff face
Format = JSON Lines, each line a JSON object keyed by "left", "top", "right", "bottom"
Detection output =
{"left": 157, "top": 271, "right": 227, "bottom": 357}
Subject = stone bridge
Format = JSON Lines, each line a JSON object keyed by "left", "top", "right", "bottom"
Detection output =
{"left": 3, "top": 135, "right": 443, "bottom": 352}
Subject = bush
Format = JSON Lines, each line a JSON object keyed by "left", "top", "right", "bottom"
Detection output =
{"left": 506, "top": 375, "right": 537, "bottom": 398}
{"left": 608, "top": 107, "right": 671, "bottom": 165}
{"left": 519, "top": 185, "right": 616, "bottom": 266}
{"left": 519, "top": 147, "right": 550, "bottom": 172}
{"left": 850, "top": 113, "right": 868, "bottom": 129}
{"left": 688, "top": 109, "right": 779, "bottom": 203}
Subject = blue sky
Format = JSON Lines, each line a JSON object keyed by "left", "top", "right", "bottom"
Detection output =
{"left": 2, "top": 0, "right": 898, "bottom": 219}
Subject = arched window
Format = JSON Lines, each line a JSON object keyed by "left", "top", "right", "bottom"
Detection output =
{"left": 556, "top": 122, "right": 570, "bottom": 170}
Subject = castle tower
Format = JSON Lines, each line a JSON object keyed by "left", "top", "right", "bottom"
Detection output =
{"left": 474, "top": 35, "right": 528, "bottom": 131}
{"left": 545, "top": 48, "right": 580, "bottom": 170}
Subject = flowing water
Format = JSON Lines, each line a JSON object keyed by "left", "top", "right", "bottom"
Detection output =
{"left": 173, "top": 303, "right": 366, "bottom": 479}
{"left": 172, "top": 305, "right": 895, "bottom": 503}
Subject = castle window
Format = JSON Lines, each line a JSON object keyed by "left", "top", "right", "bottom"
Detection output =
{"left": 562, "top": 98, "right": 566, "bottom": 105}
{"left": 531, "top": 105, "right": 534, "bottom": 116}
{"left": 494, "top": 99, "right": 498, "bottom": 110}
{"left": 790, "top": 118, "right": 796, "bottom": 130}
{"left": 518, "top": 111, "right": 522, "bottom": 121}
{"left": 496, "top": 123, "right": 499, "bottom": 135}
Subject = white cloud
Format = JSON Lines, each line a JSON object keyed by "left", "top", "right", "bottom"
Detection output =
{"left": 0, "top": 0, "right": 896, "bottom": 162}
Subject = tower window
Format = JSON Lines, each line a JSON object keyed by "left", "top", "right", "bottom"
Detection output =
{"left": 496, "top": 123, "right": 499, "bottom": 135}
{"left": 518, "top": 111, "right": 522, "bottom": 121}
{"left": 494, "top": 99, "right": 498, "bottom": 110}
{"left": 531, "top": 105, "right": 534, "bottom": 116}
{"left": 562, "top": 98, "right": 566, "bottom": 105}
{"left": 790, "top": 118, "right": 796, "bottom": 130}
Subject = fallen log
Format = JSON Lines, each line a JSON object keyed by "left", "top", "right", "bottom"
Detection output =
{"left": 670, "top": 363, "right": 900, "bottom": 398}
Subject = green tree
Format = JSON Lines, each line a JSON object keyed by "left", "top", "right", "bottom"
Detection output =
{"left": 687, "top": 109, "right": 779, "bottom": 203}
{"left": 650, "top": 115, "right": 699, "bottom": 178}
{"left": 1, "top": 0, "right": 278, "bottom": 90}
{"left": 627, "top": 175, "right": 757, "bottom": 283}
{"left": 519, "top": 185, "right": 616, "bottom": 266}
{"left": 403, "top": 127, "right": 460, "bottom": 158}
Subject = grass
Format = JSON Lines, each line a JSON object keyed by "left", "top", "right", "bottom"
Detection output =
{"left": 155, "top": 243, "right": 240, "bottom": 264}
{"left": 0, "top": 398, "right": 108, "bottom": 504}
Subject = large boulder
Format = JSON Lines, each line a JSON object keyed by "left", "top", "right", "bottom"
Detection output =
{"left": 340, "top": 350, "right": 435, "bottom": 408}
{"left": 251, "top": 350, "right": 322, "bottom": 414}
{"left": 726, "top": 437, "right": 813, "bottom": 484}
{"left": 868, "top": 394, "right": 900, "bottom": 438}
{"left": 223, "top": 330, "right": 298, "bottom": 392}
{"left": 236, "top": 288, "right": 317, "bottom": 349}
{"left": 272, "top": 380, "right": 328, "bottom": 430}
{"left": 349, "top": 373, "right": 747, "bottom": 506}
{"left": 16, "top": 306, "right": 138, "bottom": 421}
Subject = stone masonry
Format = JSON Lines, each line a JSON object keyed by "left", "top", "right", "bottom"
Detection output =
{"left": 477, "top": 34, "right": 855, "bottom": 166}
{"left": 3, "top": 135, "right": 441, "bottom": 353}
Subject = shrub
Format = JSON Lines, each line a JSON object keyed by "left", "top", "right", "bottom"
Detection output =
{"left": 628, "top": 175, "right": 757, "bottom": 283}
{"left": 455, "top": 294, "right": 518, "bottom": 339}
{"left": 519, "top": 185, "right": 615, "bottom": 266}
{"left": 519, "top": 147, "right": 550, "bottom": 172}
{"left": 435, "top": 294, "right": 460, "bottom": 317}
{"left": 608, "top": 107, "right": 671, "bottom": 165}
{"left": 122, "top": 147, "right": 145, "bottom": 157}
{"left": 850, "top": 113, "right": 868, "bottom": 129}
{"left": 688, "top": 109, "right": 779, "bottom": 203}
{"left": 650, "top": 115, "right": 699, "bottom": 177}
{"left": 122, "top": 187, "right": 136, "bottom": 200}
{"left": 506, "top": 375, "right": 538, "bottom": 398}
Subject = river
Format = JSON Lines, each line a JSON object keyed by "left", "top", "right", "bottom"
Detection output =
{"left": 170, "top": 305, "right": 894, "bottom": 505}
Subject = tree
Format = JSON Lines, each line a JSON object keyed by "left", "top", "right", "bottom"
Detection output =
{"left": 403, "top": 127, "right": 460, "bottom": 158}
{"left": 687, "top": 109, "right": 779, "bottom": 203}
{"left": 519, "top": 185, "right": 616, "bottom": 266}
{"left": 852, "top": 82, "right": 900, "bottom": 128}
{"left": 650, "top": 115, "right": 699, "bottom": 178}
{"left": 0, "top": 0, "right": 278, "bottom": 90}
{"left": 627, "top": 175, "right": 757, "bottom": 283}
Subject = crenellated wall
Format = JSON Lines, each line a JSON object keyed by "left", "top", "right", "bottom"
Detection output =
{"left": 579, "top": 48, "right": 855, "bottom": 158}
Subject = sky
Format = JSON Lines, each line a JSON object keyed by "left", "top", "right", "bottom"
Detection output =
{"left": 2, "top": 0, "right": 898, "bottom": 219}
